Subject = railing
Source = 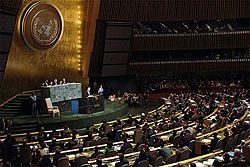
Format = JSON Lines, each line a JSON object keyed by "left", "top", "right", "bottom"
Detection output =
{"left": 0, "top": 89, "right": 40, "bottom": 108}
{"left": 134, "top": 30, "right": 250, "bottom": 37}
{"left": 130, "top": 58, "right": 250, "bottom": 65}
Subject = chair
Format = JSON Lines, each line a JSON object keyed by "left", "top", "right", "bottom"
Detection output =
{"left": 233, "top": 134, "right": 239, "bottom": 146}
{"left": 214, "top": 139, "right": 224, "bottom": 150}
{"left": 172, "top": 135, "right": 181, "bottom": 148}
{"left": 165, "top": 154, "right": 177, "bottom": 164}
{"left": 220, "top": 118, "right": 226, "bottom": 127}
{"left": 121, "top": 164, "right": 130, "bottom": 167}
{"left": 45, "top": 98, "right": 60, "bottom": 117}
{"left": 99, "top": 137, "right": 108, "bottom": 144}
{"left": 178, "top": 149, "right": 190, "bottom": 161}
{"left": 149, "top": 135, "right": 156, "bottom": 146}
{"left": 19, "top": 147, "right": 32, "bottom": 167}
{"left": 245, "top": 129, "right": 250, "bottom": 139}
{"left": 124, "top": 148, "right": 133, "bottom": 154}
{"left": 203, "top": 119, "right": 210, "bottom": 127}
{"left": 96, "top": 153, "right": 105, "bottom": 159}
{"left": 106, "top": 150, "right": 117, "bottom": 157}
{"left": 39, "top": 155, "right": 51, "bottom": 167}
{"left": 152, "top": 156, "right": 163, "bottom": 166}
{"left": 224, "top": 137, "right": 234, "bottom": 151}
{"left": 57, "top": 157, "right": 69, "bottom": 167}
{"left": 137, "top": 144, "right": 146, "bottom": 151}
{"left": 90, "top": 140, "right": 99, "bottom": 146}
{"left": 149, "top": 150, "right": 158, "bottom": 161}
{"left": 202, "top": 128, "right": 210, "bottom": 134}
{"left": 211, "top": 124, "right": 218, "bottom": 131}
{"left": 104, "top": 125, "right": 112, "bottom": 134}
{"left": 134, "top": 129, "right": 143, "bottom": 143}
{"left": 75, "top": 156, "right": 88, "bottom": 167}
{"left": 161, "top": 124, "right": 169, "bottom": 131}
{"left": 80, "top": 164, "right": 91, "bottom": 167}
{"left": 137, "top": 160, "right": 149, "bottom": 167}
{"left": 238, "top": 131, "right": 246, "bottom": 144}
{"left": 115, "top": 130, "right": 123, "bottom": 141}
{"left": 84, "top": 141, "right": 92, "bottom": 147}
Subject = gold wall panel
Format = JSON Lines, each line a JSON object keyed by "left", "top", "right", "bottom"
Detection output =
{"left": 0, "top": 0, "right": 100, "bottom": 102}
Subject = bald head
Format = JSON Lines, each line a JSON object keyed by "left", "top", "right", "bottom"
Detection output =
{"left": 234, "top": 148, "right": 241, "bottom": 157}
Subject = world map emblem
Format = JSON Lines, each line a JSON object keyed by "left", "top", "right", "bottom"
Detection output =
{"left": 21, "top": 1, "right": 63, "bottom": 51}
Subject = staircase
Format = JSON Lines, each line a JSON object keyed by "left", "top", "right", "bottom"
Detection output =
{"left": 11, "top": 121, "right": 39, "bottom": 134}
{"left": 0, "top": 91, "right": 40, "bottom": 133}
{"left": 0, "top": 94, "right": 26, "bottom": 118}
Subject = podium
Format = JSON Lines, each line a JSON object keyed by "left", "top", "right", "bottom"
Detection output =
{"left": 71, "top": 100, "right": 79, "bottom": 114}
{"left": 79, "top": 95, "right": 104, "bottom": 114}
{"left": 41, "top": 83, "right": 82, "bottom": 103}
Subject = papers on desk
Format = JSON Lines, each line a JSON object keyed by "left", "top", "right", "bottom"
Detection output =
{"left": 125, "top": 131, "right": 134, "bottom": 136}
{"left": 202, "top": 159, "right": 215, "bottom": 166}
{"left": 244, "top": 121, "right": 249, "bottom": 124}
{"left": 214, "top": 156, "right": 224, "bottom": 161}
{"left": 87, "top": 95, "right": 95, "bottom": 98}
{"left": 114, "top": 145, "right": 121, "bottom": 152}
{"left": 218, "top": 105, "right": 225, "bottom": 108}
{"left": 110, "top": 161, "right": 118, "bottom": 167}
{"left": 208, "top": 115, "right": 216, "bottom": 121}
{"left": 189, "top": 99, "right": 196, "bottom": 103}
{"left": 201, "top": 139, "right": 211, "bottom": 143}
{"left": 30, "top": 145, "right": 38, "bottom": 149}
{"left": 194, "top": 162, "right": 206, "bottom": 167}
{"left": 160, "top": 135, "right": 169, "bottom": 141}
{"left": 67, "top": 154, "right": 75, "bottom": 161}
{"left": 215, "top": 100, "right": 220, "bottom": 104}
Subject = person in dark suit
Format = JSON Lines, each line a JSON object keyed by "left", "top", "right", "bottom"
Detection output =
{"left": 30, "top": 92, "right": 37, "bottom": 117}
{"left": 134, "top": 150, "right": 149, "bottom": 166}
{"left": 49, "top": 138, "right": 60, "bottom": 152}
{"left": 3, "top": 133, "right": 15, "bottom": 165}
{"left": 222, "top": 131, "right": 230, "bottom": 148}
{"left": 158, "top": 141, "right": 172, "bottom": 162}
{"left": 60, "top": 78, "right": 67, "bottom": 84}
{"left": 210, "top": 133, "right": 219, "bottom": 151}
{"left": 115, "top": 153, "right": 129, "bottom": 167}
{"left": 120, "top": 138, "right": 132, "bottom": 153}
{"left": 96, "top": 158, "right": 108, "bottom": 167}
{"left": 53, "top": 149, "right": 65, "bottom": 167}
{"left": 42, "top": 80, "right": 49, "bottom": 87}
{"left": 91, "top": 146, "right": 102, "bottom": 159}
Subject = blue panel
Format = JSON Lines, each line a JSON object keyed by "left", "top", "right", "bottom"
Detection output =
{"left": 71, "top": 100, "right": 79, "bottom": 114}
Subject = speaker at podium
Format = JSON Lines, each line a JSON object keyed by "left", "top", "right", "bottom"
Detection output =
{"left": 79, "top": 95, "right": 104, "bottom": 114}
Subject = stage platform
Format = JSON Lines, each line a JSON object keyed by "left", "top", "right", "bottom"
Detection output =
{"left": 11, "top": 100, "right": 159, "bottom": 131}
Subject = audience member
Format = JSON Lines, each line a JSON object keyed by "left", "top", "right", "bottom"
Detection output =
{"left": 103, "top": 140, "right": 115, "bottom": 155}
{"left": 134, "top": 150, "right": 149, "bottom": 166}
{"left": 53, "top": 149, "right": 65, "bottom": 167}
{"left": 115, "top": 153, "right": 129, "bottom": 167}
{"left": 120, "top": 138, "right": 132, "bottom": 153}
{"left": 91, "top": 146, "right": 102, "bottom": 159}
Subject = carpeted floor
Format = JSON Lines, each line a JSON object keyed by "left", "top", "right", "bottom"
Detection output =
{"left": 11, "top": 100, "right": 160, "bottom": 130}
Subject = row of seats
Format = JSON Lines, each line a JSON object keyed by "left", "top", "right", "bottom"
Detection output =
{"left": 0, "top": 88, "right": 248, "bottom": 166}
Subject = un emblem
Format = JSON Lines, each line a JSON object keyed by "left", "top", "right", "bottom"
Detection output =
{"left": 21, "top": 1, "right": 63, "bottom": 51}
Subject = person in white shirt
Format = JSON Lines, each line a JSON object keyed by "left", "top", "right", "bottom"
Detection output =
{"left": 98, "top": 85, "right": 104, "bottom": 96}
{"left": 39, "top": 142, "right": 49, "bottom": 157}
{"left": 86, "top": 87, "right": 91, "bottom": 97}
